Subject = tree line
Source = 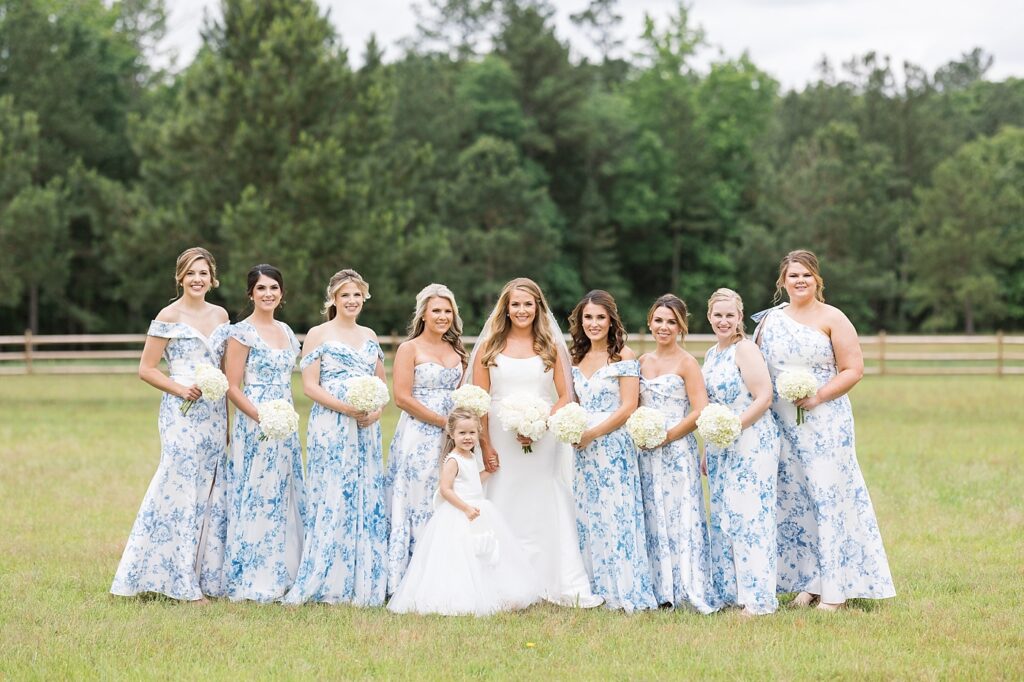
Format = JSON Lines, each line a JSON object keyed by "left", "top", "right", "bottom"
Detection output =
{"left": 1, "top": 0, "right": 1022, "bottom": 336}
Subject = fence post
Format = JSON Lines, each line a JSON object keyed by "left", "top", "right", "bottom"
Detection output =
{"left": 996, "top": 330, "right": 1004, "bottom": 377}
{"left": 878, "top": 329, "right": 887, "bottom": 376}
{"left": 24, "top": 329, "right": 33, "bottom": 374}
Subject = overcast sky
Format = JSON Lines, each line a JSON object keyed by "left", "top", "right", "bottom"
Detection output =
{"left": 158, "top": 0, "right": 1023, "bottom": 90}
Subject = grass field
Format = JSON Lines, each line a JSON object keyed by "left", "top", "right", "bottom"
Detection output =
{"left": 1, "top": 375, "right": 1022, "bottom": 679}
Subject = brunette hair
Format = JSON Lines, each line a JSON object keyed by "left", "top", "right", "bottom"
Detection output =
{"left": 407, "top": 283, "right": 468, "bottom": 366}
{"left": 321, "top": 269, "right": 370, "bottom": 320}
{"left": 244, "top": 264, "right": 285, "bottom": 314}
{"left": 174, "top": 247, "right": 218, "bottom": 297}
{"left": 647, "top": 294, "right": 690, "bottom": 341}
{"left": 569, "top": 290, "right": 626, "bottom": 364}
{"left": 478, "top": 278, "right": 558, "bottom": 370}
{"left": 441, "top": 407, "right": 483, "bottom": 460}
{"left": 706, "top": 288, "right": 745, "bottom": 344}
{"left": 774, "top": 250, "right": 825, "bottom": 304}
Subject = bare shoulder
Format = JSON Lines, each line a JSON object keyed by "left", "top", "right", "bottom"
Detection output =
{"left": 735, "top": 338, "right": 761, "bottom": 358}
{"left": 304, "top": 322, "right": 328, "bottom": 343}
{"left": 360, "top": 324, "right": 380, "bottom": 342}
{"left": 619, "top": 345, "right": 637, "bottom": 361}
{"left": 677, "top": 349, "right": 700, "bottom": 373}
{"left": 823, "top": 304, "right": 856, "bottom": 334}
{"left": 154, "top": 303, "right": 180, "bottom": 323}
{"left": 208, "top": 304, "right": 230, "bottom": 324}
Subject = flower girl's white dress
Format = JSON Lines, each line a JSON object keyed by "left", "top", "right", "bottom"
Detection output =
{"left": 387, "top": 452, "right": 542, "bottom": 616}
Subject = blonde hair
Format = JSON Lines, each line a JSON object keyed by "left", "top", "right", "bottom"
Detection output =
{"left": 707, "top": 288, "right": 745, "bottom": 344}
{"left": 479, "top": 278, "right": 558, "bottom": 370}
{"left": 408, "top": 283, "right": 468, "bottom": 365}
{"left": 174, "top": 247, "right": 218, "bottom": 295}
{"left": 322, "top": 269, "right": 371, "bottom": 320}
{"left": 774, "top": 250, "right": 825, "bottom": 304}
{"left": 646, "top": 294, "right": 689, "bottom": 341}
{"left": 441, "top": 407, "right": 482, "bottom": 460}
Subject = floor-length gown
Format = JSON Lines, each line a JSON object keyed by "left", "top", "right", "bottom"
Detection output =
{"left": 283, "top": 340, "right": 388, "bottom": 605}
{"left": 111, "top": 321, "right": 231, "bottom": 600}
{"left": 702, "top": 342, "right": 781, "bottom": 614}
{"left": 572, "top": 359, "right": 657, "bottom": 612}
{"left": 484, "top": 354, "right": 600, "bottom": 607}
{"left": 638, "top": 373, "right": 719, "bottom": 613}
{"left": 388, "top": 452, "right": 541, "bottom": 616}
{"left": 385, "top": 362, "right": 462, "bottom": 595}
{"left": 757, "top": 305, "right": 895, "bottom": 603}
{"left": 223, "top": 321, "right": 306, "bottom": 602}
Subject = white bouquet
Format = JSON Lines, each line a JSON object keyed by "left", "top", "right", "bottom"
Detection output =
{"left": 777, "top": 369, "right": 818, "bottom": 425}
{"left": 497, "top": 393, "right": 552, "bottom": 453}
{"left": 451, "top": 384, "right": 491, "bottom": 417}
{"left": 257, "top": 399, "right": 300, "bottom": 441}
{"left": 547, "top": 403, "right": 588, "bottom": 445}
{"left": 626, "top": 407, "right": 668, "bottom": 450}
{"left": 180, "top": 363, "right": 228, "bottom": 416}
{"left": 344, "top": 376, "right": 389, "bottom": 413}
{"left": 696, "top": 403, "right": 742, "bottom": 448}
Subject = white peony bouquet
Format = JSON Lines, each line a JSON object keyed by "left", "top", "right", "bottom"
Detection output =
{"left": 497, "top": 393, "right": 552, "bottom": 453}
{"left": 451, "top": 384, "right": 491, "bottom": 417}
{"left": 180, "top": 363, "right": 228, "bottom": 416}
{"left": 776, "top": 369, "right": 818, "bottom": 425}
{"left": 344, "top": 376, "right": 390, "bottom": 413}
{"left": 626, "top": 407, "right": 668, "bottom": 450}
{"left": 547, "top": 403, "right": 589, "bottom": 445}
{"left": 696, "top": 403, "right": 743, "bottom": 448}
{"left": 257, "top": 399, "right": 300, "bottom": 441}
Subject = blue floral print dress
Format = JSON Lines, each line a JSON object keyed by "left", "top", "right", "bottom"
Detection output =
{"left": 384, "top": 361, "right": 462, "bottom": 596}
{"left": 224, "top": 320, "right": 307, "bottom": 603}
{"left": 638, "top": 372, "right": 719, "bottom": 613}
{"left": 702, "top": 342, "right": 781, "bottom": 614}
{"left": 283, "top": 339, "right": 388, "bottom": 606}
{"left": 111, "top": 321, "right": 231, "bottom": 600}
{"left": 756, "top": 305, "right": 895, "bottom": 603}
{"left": 572, "top": 359, "right": 657, "bottom": 612}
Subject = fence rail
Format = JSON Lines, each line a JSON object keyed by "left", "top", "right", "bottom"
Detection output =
{"left": 1, "top": 331, "right": 1022, "bottom": 376}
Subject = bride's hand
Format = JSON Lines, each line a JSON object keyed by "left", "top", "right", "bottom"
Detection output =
{"left": 516, "top": 434, "right": 533, "bottom": 447}
{"left": 482, "top": 444, "right": 500, "bottom": 472}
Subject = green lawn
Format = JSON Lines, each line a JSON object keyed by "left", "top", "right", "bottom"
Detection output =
{"left": 1, "top": 375, "right": 1022, "bottom": 679}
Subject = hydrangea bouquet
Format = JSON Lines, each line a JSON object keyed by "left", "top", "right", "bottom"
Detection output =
{"left": 547, "top": 403, "right": 588, "bottom": 445}
{"left": 626, "top": 406, "right": 667, "bottom": 450}
{"left": 696, "top": 403, "right": 742, "bottom": 448}
{"left": 180, "top": 363, "right": 228, "bottom": 416}
{"left": 777, "top": 369, "right": 818, "bottom": 425}
{"left": 344, "top": 376, "right": 390, "bottom": 413}
{"left": 451, "top": 384, "right": 491, "bottom": 417}
{"left": 257, "top": 399, "right": 300, "bottom": 441}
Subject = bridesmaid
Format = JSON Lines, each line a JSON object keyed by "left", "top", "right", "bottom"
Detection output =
{"left": 702, "top": 288, "right": 780, "bottom": 616}
{"left": 570, "top": 290, "right": 657, "bottom": 612}
{"left": 754, "top": 250, "right": 895, "bottom": 610}
{"left": 223, "top": 264, "right": 306, "bottom": 602}
{"left": 111, "top": 247, "right": 230, "bottom": 601}
{"left": 283, "top": 269, "right": 388, "bottom": 606}
{"left": 637, "top": 294, "right": 718, "bottom": 613}
{"left": 385, "top": 283, "right": 466, "bottom": 596}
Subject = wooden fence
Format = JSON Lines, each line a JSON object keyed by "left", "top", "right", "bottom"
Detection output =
{"left": 2, "top": 331, "right": 1022, "bottom": 376}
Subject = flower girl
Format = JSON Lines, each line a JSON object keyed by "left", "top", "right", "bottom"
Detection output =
{"left": 387, "top": 408, "right": 541, "bottom": 616}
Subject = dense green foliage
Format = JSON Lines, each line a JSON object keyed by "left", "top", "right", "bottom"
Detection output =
{"left": 2, "top": 0, "right": 1022, "bottom": 335}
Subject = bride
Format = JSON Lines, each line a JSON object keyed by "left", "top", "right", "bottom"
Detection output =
{"left": 470, "top": 278, "right": 601, "bottom": 607}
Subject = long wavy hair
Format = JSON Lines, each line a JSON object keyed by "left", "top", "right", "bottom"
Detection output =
{"left": 440, "top": 407, "right": 483, "bottom": 461}
{"left": 407, "top": 283, "right": 468, "bottom": 366}
{"left": 569, "top": 290, "right": 626, "bottom": 364}
{"left": 647, "top": 293, "right": 690, "bottom": 342}
{"left": 774, "top": 249, "right": 825, "bottom": 304}
{"left": 478, "top": 278, "right": 558, "bottom": 370}
{"left": 706, "top": 288, "right": 745, "bottom": 344}
{"left": 321, "top": 269, "right": 371, "bottom": 320}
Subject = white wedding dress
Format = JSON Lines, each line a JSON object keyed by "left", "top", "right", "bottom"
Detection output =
{"left": 484, "top": 354, "right": 602, "bottom": 607}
